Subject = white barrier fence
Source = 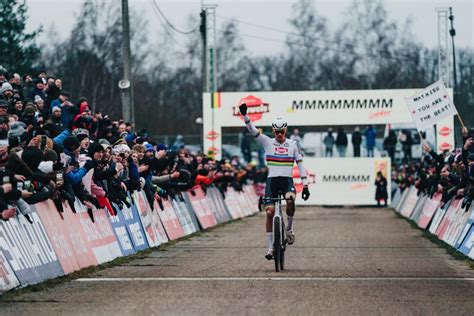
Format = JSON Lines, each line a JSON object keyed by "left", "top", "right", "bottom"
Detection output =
{"left": 391, "top": 186, "right": 474, "bottom": 258}
{"left": 0, "top": 185, "right": 260, "bottom": 293}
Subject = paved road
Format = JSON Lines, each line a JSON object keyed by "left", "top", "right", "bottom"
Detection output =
{"left": 2, "top": 206, "right": 474, "bottom": 315}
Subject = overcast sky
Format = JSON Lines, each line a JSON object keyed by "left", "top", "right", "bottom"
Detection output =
{"left": 26, "top": 0, "right": 473, "bottom": 56}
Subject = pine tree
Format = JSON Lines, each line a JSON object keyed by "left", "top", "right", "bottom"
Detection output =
{"left": 0, "top": 0, "right": 41, "bottom": 74}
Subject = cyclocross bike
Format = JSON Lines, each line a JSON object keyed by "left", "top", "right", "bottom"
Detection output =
{"left": 266, "top": 193, "right": 289, "bottom": 272}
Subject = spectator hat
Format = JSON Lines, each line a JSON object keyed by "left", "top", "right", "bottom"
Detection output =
{"left": 24, "top": 105, "right": 36, "bottom": 115}
{"left": 34, "top": 95, "right": 43, "bottom": 103}
{"left": 77, "top": 133, "right": 89, "bottom": 142}
{"left": 52, "top": 106, "right": 61, "bottom": 113}
{"left": 145, "top": 143, "right": 154, "bottom": 152}
{"left": 63, "top": 136, "right": 80, "bottom": 152}
{"left": 43, "top": 149, "right": 58, "bottom": 162}
{"left": 1, "top": 82, "right": 12, "bottom": 93}
{"left": 0, "top": 100, "right": 8, "bottom": 108}
{"left": 59, "top": 91, "right": 69, "bottom": 97}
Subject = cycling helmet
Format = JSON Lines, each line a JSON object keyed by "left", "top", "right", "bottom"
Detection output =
{"left": 271, "top": 117, "right": 288, "bottom": 131}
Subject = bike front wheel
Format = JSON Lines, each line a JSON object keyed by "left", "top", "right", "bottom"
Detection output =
{"left": 273, "top": 217, "right": 281, "bottom": 272}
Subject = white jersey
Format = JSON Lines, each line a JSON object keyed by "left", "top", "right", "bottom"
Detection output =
{"left": 243, "top": 115, "right": 308, "bottom": 184}
{"left": 257, "top": 135, "right": 302, "bottom": 178}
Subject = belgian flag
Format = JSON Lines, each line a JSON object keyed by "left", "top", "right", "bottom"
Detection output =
{"left": 211, "top": 92, "right": 221, "bottom": 109}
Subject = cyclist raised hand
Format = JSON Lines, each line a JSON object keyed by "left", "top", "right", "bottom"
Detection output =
{"left": 239, "top": 103, "right": 310, "bottom": 260}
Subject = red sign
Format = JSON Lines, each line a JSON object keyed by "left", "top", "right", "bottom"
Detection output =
{"left": 438, "top": 126, "right": 452, "bottom": 137}
{"left": 233, "top": 95, "right": 269, "bottom": 122}
{"left": 439, "top": 142, "right": 453, "bottom": 151}
{"left": 206, "top": 130, "right": 219, "bottom": 141}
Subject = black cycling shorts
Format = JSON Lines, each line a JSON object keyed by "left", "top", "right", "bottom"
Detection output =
{"left": 264, "top": 177, "right": 296, "bottom": 205}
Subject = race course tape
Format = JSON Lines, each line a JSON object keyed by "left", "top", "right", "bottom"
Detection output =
{"left": 0, "top": 185, "right": 260, "bottom": 292}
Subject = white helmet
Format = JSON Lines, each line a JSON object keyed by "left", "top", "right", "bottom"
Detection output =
{"left": 272, "top": 117, "right": 288, "bottom": 130}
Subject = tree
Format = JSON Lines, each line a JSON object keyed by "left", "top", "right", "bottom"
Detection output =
{"left": 0, "top": 0, "right": 41, "bottom": 74}
{"left": 284, "top": 0, "right": 330, "bottom": 90}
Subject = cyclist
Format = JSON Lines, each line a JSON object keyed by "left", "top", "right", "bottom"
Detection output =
{"left": 239, "top": 103, "right": 310, "bottom": 260}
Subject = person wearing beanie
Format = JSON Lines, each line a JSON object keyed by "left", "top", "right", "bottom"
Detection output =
{"left": 44, "top": 106, "right": 64, "bottom": 137}
{"left": 7, "top": 122, "right": 28, "bottom": 148}
{"left": 21, "top": 104, "right": 38, "bottom": 127}
{"left": 77, "top": 133, "right": 90, "bottom": 155}
{"left": 1, "top": 82, "right": 13, "bottom": 95}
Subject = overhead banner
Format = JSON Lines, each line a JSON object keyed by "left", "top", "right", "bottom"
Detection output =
{"left": 295, "top": 157, "right": 391, "bottom": 205}
{"left": 405, "top": 80, "right": 457, "bottom": 131}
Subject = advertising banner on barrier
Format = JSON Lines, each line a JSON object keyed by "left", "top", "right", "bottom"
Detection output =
{"left": 186, "top": 187, "right": 218, "bottom": 229}
{"left": 172, "top": 198, "right": 199, "bottom": 235}
{"left": 106, "top": 208, "right": 136, "bottom": 256}
{"left": 0, "top": 210, "right": 64, "bottom": 285}
{"left": 399, "top": 188, "right": 418, "bottom": 218}
{"left": 224, "top": 188, "right": 246, "bottom": 219}
{"left": 443, "top": 203, "right": 470, "bottom": 246}
{"left": 0, "top": 250, "right": 20, "bottom": 292}
{"left": 417, "top": 193, "right": 441, "bottom": 229}
{"left": 35, "top": 200, "right": 81, "bottom": 274}
{"left": 152, "top": 199, "right": 170, "bottom": 244}
{"left": 297, "top": 157, "right": 391, "bottom": 205}
{"left": 159, "top": 199, "right": 185, "bottom": 240}
{"left": 457, "top": 207, "right": 474, "bottom": 256}
{"left": 74, "top": 200, "right": 122, "bottom": 264}
{"left": 207, "top": 187, "right": 232, "bottom": 223}
{"left": 455, "top": 207, "right": 474, "bottom": 249}
{"left": 429, "top": 201, "right": 451, "bottom": 235}
{"left": 114, "top": 203, "right": 148, "bottom": 251}
{"left": 132, "top": 191, "right": 168, "bottom": 247}
{"left": 435, "top": 198, "right": 461, "bottom": 238}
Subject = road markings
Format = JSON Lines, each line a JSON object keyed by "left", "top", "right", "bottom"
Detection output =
{"left": 75, "top": 277, "right": 474, "bottom": 282}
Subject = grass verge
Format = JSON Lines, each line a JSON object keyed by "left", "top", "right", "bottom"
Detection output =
{"left": 391, "top": 208, "right": 474, "bottom": 269}
{"left": 0, "top": 213, "right": 259, "bottom": 301}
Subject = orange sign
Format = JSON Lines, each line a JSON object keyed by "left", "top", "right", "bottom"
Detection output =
{"left": 206, "top": 131, "right": 219, "bottom": 141}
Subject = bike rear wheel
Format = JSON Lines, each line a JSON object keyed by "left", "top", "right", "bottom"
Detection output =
{"left": 280, "top": 221, "right": 285, "bottom": 271}
{"left": 273, "top": 217, "right": 281, "bottom": 272}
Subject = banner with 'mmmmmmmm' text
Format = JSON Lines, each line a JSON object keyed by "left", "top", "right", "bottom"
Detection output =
{"left": 297, "top": 157, "right": 391, "bottom": 206}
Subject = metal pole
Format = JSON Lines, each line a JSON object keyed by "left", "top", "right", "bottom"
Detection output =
{"left": 121, "top": 0, "right": 134, "bottom": 125}
{"left": 449, "top": 7, "right": 457, "bottom": 101}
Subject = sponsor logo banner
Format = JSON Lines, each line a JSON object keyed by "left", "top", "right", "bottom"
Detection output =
{"left": 172, "top": 198, "right": 199, "bottom": 235}
{"left": 0, "top": 209, "right": 65, "bottom": 285}
{"left": 158, "top": 199, "right": 185, "bottom": 241}
{"left": 186, "top": 187, "right": 218, "bottom": 229}
{"left": 114, "top": 202, "right": 149, "bottom": 251}
{"left": 417, "top": 193, "right": 442, "bottom": 229}
{"left": 296, "top": 157, "right": 391, "bottom": 205}
{"left": 106, "top": 203, "right": 136, "bottom": 256}
{"left": 35, "top": 200, "right": 82, "bottom": 274}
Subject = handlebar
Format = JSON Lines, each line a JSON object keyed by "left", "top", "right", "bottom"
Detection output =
{"left": 263, "top": 196, "right": 294, "bottom": 201}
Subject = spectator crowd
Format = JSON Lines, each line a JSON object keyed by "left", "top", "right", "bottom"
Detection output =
{"left": 392, "top": 126, "right": 474, "bottom": 210}
{"left": 0, "top": 68, "right": 264, "bottom": 222}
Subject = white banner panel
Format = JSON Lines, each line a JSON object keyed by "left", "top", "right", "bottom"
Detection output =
{"left": 203, "top": 88, "right": 452, "bottom": 159}
{"left": 293, "top": 157, "right": 391, "bottom": 206}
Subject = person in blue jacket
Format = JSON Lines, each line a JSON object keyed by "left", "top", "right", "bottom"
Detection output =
{"left": 364, "top": 125, "right": 377, "bottom": 157}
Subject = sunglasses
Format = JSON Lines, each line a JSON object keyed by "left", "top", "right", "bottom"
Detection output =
{"left": 274, "top": 130, "right": 285, "bottom": 135}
